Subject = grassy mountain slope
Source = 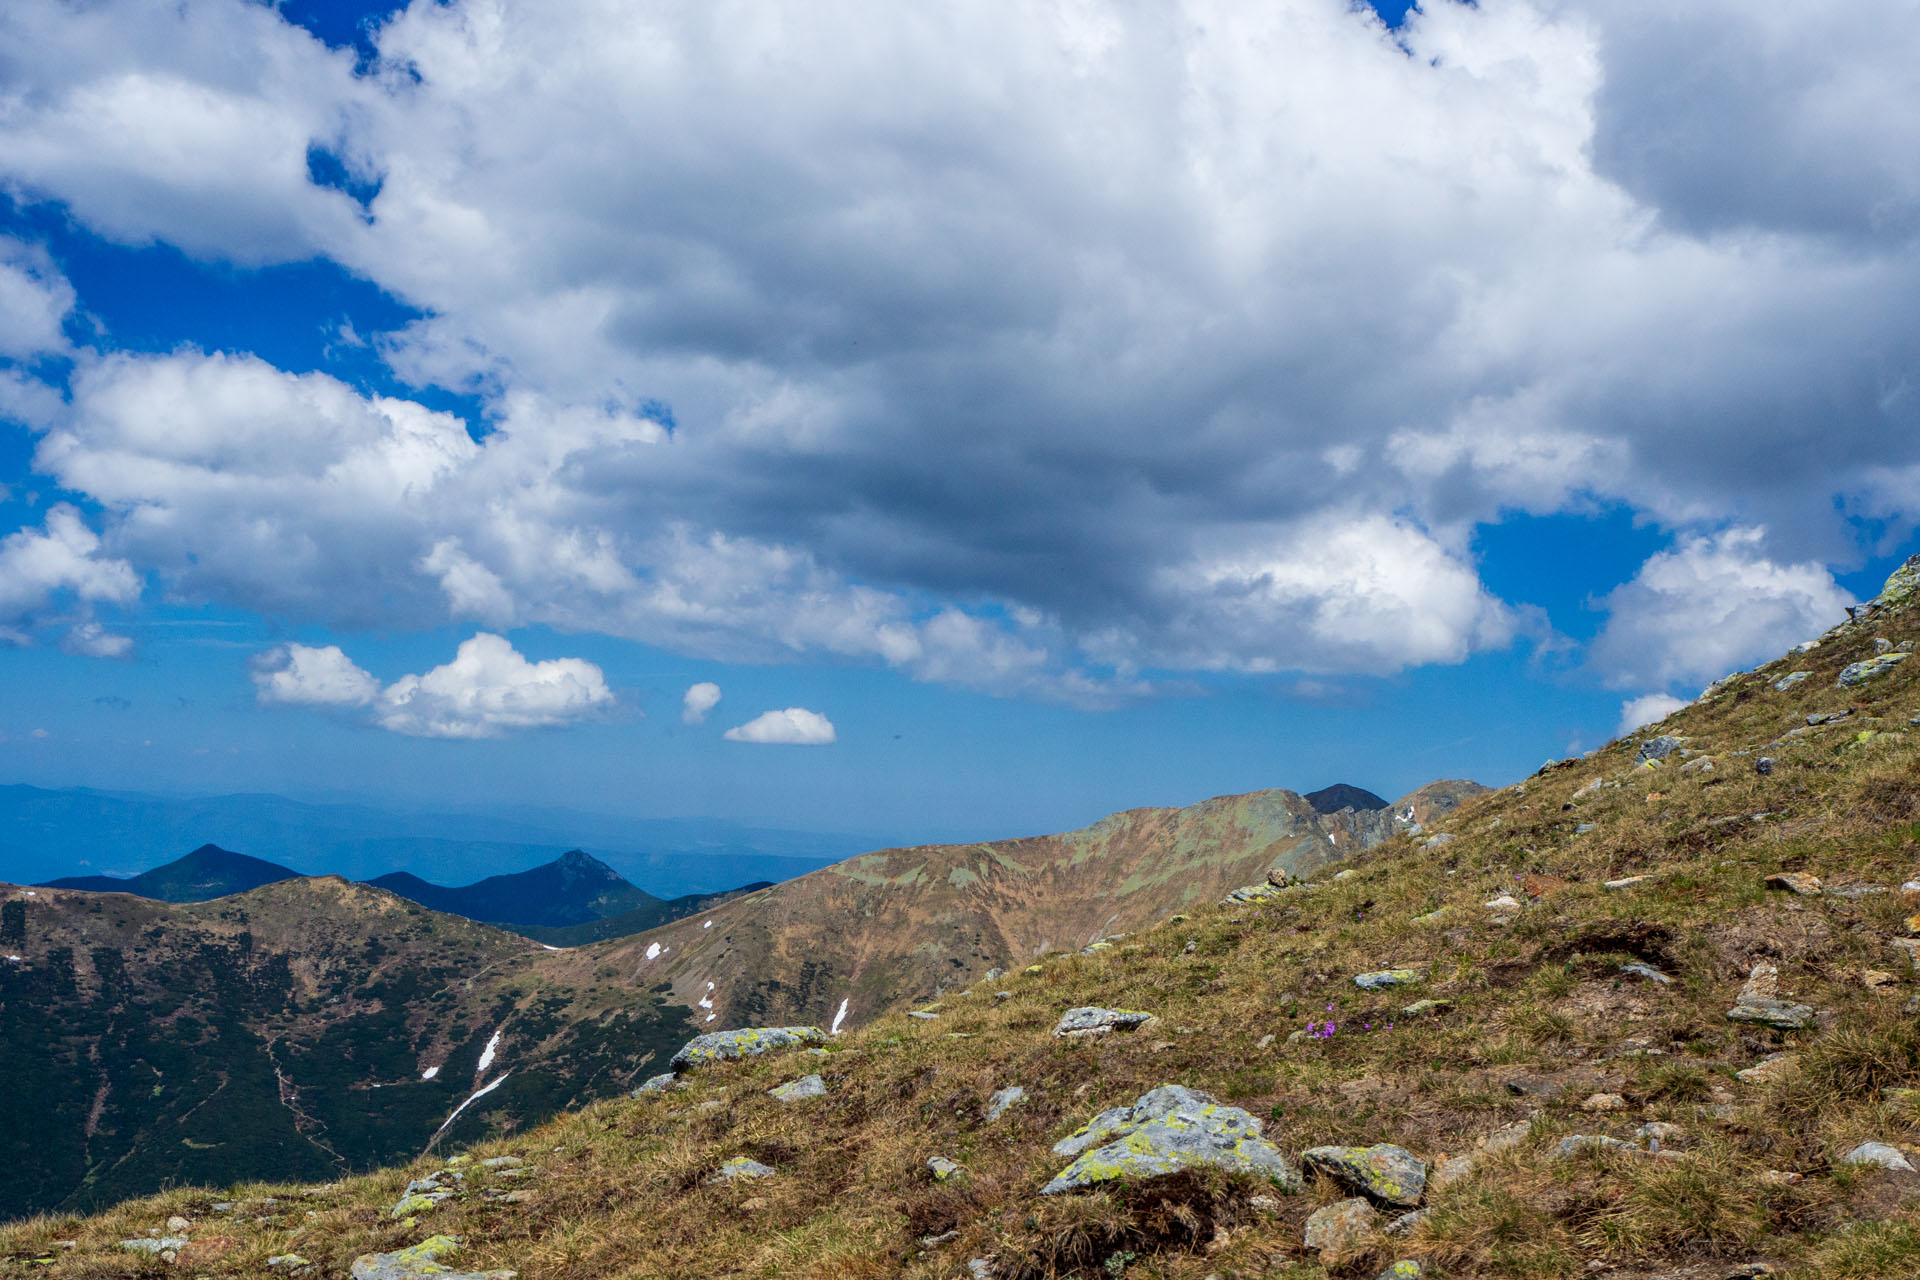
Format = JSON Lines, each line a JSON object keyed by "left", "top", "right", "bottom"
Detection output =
{"left": 0, "top": 877, "right": 695, "bottom": 1219}
{"left": 513, "top": 883, "right": 775, "bottom": 948}
{"left": 367, "top": 850, "right": 660, "bottom": 929}
{"left": 39, "top": 845, "right": 300, "bottom": 902}
{"left": 8, "top": 561, "right": 1920, "bottom": 1278}
{"left": 567, "top": 782, "right": 1483, "bottom": 1032}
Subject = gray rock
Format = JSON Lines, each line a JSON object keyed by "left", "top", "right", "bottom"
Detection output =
{"left": 908, "top": 1010, "right": 940, "bottom": 1020}
{"left": 1574, "top": 823, "right": 1597, "bottom": 834}
{"left": 1052, "top": 1006, "right": 1153, "bottom": 1038}
{"left": 705, "top": 1156, "right": 776, "bottom": 1183}
{"left": 1620, "top": 960, "right": 1673, "bottom": 985}
{"left": 1383, "top": 1209, "right": 1430, "bottom": 1237}
{"left": 1840, "top": 1141, "right": 1916, "bottom": 1172}
{"left": 1806, "top": 709, "right": 1854, "bottom": 725}
{"left": 670, "top": 1026, "right": 826, "bottom": 1072}
{"left": 1550, "top": 1135, "right": 1637, "bottom": 1159}
{"left": 351, "top": 1236, "right": 516, "bottom": 1280}
{"left": 119, "top": 1239, "right": 189, "bottom": 1255}
{"left": 967, "top": 1261, "right": 993, "bottom": 1279}
{"left": 266, "top": 1256, "right": 310, "bottom": 1271}
{"left": 480, "top": 1156, "right": 523, "bottom": 1169}
{"left": 1302, "top": 1197, "right": 1378, "bottom": 1257}
{"left": 985, "top": 1085, "right": 1026, "bottom": 1122}
{"left": 1040, "top": 1084, "right": 1302, "bottom": 1195}
{"left": 769, "top": 1073, "right": 827, "bottom": 1102}
{"left": 389, "top": 1188, "right": 452, "bottom": 1218}
{"left": 1375, "top": 1263, "right": 1424, "bottom": 1280}
{"left": 1353, "top": 968, "right": 1423, "bottom": 990}
{"left": 1428, "top": 1154, "right": 1474, "bottom": 1190}
{"left": 927, "top": 1155, "right": 964, "bottom": 1182}
{"left": 631, "top": 1072, "right": 679, "bottom": 1096}
{"left": 1301, "top": 1144, "right": 1428, "bottom": 1207}
{"left": 1839, "top": 653, "right": 1907, "bottom": 687}
{"left": 1637, "top": 734, "right": 1685, "bottom": 763}
{"left": 1726, "top": 998, "right": 1815, "bottom": 1030}
{"left": 1773, "top": 671, "right": 1810, "bottom": 692}
{"left": 1756, "top": 757, "right": 1775, "bottom": 776}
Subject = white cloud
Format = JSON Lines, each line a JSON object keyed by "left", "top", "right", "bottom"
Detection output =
{"left": 723, "top": 707, "right": 837, "bottom": 745}
{"left": 0, "top": 238, "right": 75, "bottom": 359}
{"left": 62, "top": 621, "right": 133, "bottom": 659}
{"left": 0, "top": 505, "right": 140, "bottom": 647}
{"left": 1617, "top": 693, "right": 1686, "bottom": 738}
{"left": 1, "top": 0, "right": 1917, "bottom": 701}
{"left": 680, "top": 681, "right": 721, "bottom": 725}
{"left": 251, "top": 642, "right": 380, "bottom": 707}
{"left": 373, "top": 633, "right": 612, "bottom": 738}
{"left": 1591, "top": 528, "right": 1856, "bottom": 692}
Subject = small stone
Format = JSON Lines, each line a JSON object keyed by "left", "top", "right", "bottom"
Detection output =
{"left": 1727, "top": 1000, "right": 1815, "bottom": 1030}
{"left": 118, "top": 1238, "right": 189, "bottom": 1256}
{"left": 1773, "top": 671, "right": 1810, "bottom": 692}
{"left": 1620, "top": 960, "right": 1674, "bottom": 985}
{"left": 1637, "top": 734, "right": 1685, "bottom": 763}
{"left": 1248, "top": 1194, "right": 1283, "bottom": 1218}
{"left": 1551, "top": 1134, "right": 1637, "bottom": 1159}
{"left": 1582, "top": 1093, "right": 1627, "bottom": 1112}
{"left": 1758, "top": 1170, "right": 1803, "bottom": 1186}
{"left": 1840, "top": 1141, "right": 1916, "bottom": 1172}
{"left": 1052, "top": 1006, "right": 1154, "bottom": 1038}
{"left": 351, "top": 1236, "right": 516, "bottom": 1280}
{"left": 986, "top": 1085, "right": 1026, "bottom": 1121}
{"left": 631, "top": 1072, "right": 679, "bottom": 1096}
{"left": 165, "top": 1216, "right": 191, "bottom": 1233}
{"left": 927, "top": 1155, "right": 964, "bottom": 1182}
{"left": 267, "top": 1256, "right": 311, "bottom": 1271}
{"left": 1484, "top": 894, "right": 1523, "bottom": 912}
{"left": 481, "top": 1155, "right": 523, "bottom": 1168}
{"left": 1353, "top": 968, "right": 1423, "bottom": 991}
{"left": 1375, "top": 1263, "right": 1423, "bottom": 1280}
{"left": 1520, "top": 873, "right": 1571, "bottom": 899}
{"left": 1740, "top": 962, "right": 1780, "bottom": 1002}
{"left": 1478, "top": 1116, "right": 1535, "bottom": 1154}
{"left": 706, "top": 1156, "right": 776, "bottom": 1183}
{"left": 1755, "top": 757, "right": 1774, "bottom": 776}
{"left": 1861, "top": 969, "right": 1901, "bottom": 992}
{"left": 1764, "top": 872, "right": 1822, "bottom": 896}
{"left": 1429, "top": 1154, "right": 1473, "bottom": 1189}
{"left": 1891, "top": 938, "right": 1920, "bottom": 972}
{"left": 968, "top": 1260, "right": 993, "bottom": 1279}
{"left": 1400, "top": 998, "right": 1451, "bottom": 1017}
{"left": 1383, "top": 1209, "right": 1430, "bottom": 1237}
{"left": 1302, "top": 1197, "right": 1379, "bottom": 1259}
{"left": 769, "top": 1073, "right": 827, "bottom": 1101}
{"left": 1605, "top": 875, "right": 1654, "bottom": 891}
{"left": 907, "top": 1010, "right": 939, "bottom": 1020}
{"left": 1301, "top": 1144, "right": 1428, "bottom": 1207}
{"left": 1636, "top": 1122, "right": 1686, "bottom": 1145}
{"left": 994, "top": 989, "right": 1014, "bottom": 1001}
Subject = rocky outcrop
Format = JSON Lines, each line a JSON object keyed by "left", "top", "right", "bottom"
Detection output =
{"left": 1040, "top": 1085, "right": 1302, "bottom": 1195}
{"left": 669, "top": 1026, "right": 826, "bottom": 1072}
{"left": 1301, "top": 1144, "right": 1428, "bottom": 1207}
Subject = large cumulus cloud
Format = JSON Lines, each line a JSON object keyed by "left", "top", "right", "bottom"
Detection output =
{"left": 1, "top": 0, "right": 1915, "bottom": 702}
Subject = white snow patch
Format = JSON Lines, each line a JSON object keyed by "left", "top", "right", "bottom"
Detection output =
{"left": 23, "top": 891, "right": 35, "bottom": 898}
{"left": 433, "top": 1071, "right": 511, "bottom": 1140}
{"left": 700, "top": 980, "right": 717, "bottom": 1022}
{"left": 477, "top": 1028, "right": 503, "bottom": 1073}
{"left": 703, "top": 920, "right": 712, "bottom": 929}
{"left": 541, "top": 944, "right": 562, "bottom": 951}
{"left": 421, "top": 1066, "right": 440, "bottom": 1080}
{"left": 830, "top": 998, "right": 850, "bottom": 1035}
{"left": 645, "top": 942, "right": 662, "bottom": 961}
{"left": 4, "top": 955, "right": 21, "bottom": 963}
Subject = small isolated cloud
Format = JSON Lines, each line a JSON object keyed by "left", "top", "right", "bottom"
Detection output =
{"left": 63, "top": 621, "right": 132, "bottom": 659}
{"left": 374, "top": 633, "right": 613, "bottom": 739}
{"left": 1590, "top": 528, "right": 1855, "bottom": 692}
{"left": 723, "top": 707, "right": 837, "bottom": 745}
{"left": 94, "top": 694, "right": 131, "bottom": 711}
{"left": 29, "top": 728, "right": 49, "bottom": 740}
{"left": 1618, "top": 693, "right": 1687, "bottom": 737}
{"left": 681, "top": 681, "right": 721, "bottom": 725}
{"left": 251, "top": 642, "right": 381, "bottom": 707}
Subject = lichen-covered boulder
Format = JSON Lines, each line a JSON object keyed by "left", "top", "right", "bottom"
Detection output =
{"left": 1039, "top": 1084, "right": 1302, "bottom": 1195}
{"left": 1774, "top": 671, "right": 1810, "bottom": 692}
{"left": 1353, "top": 969, "right": 1423, "bottom": 991}
{"left": 669, "top": 1026, "right": 826, "bottom": 1073}
{"left": 1875, "top": 555, "right": 1920, "bottom": 609}
{"left": 986, "top": 1086, "right": 1026, "bottom": 1122}
{"left": 1302, "top": 1144, "right": 1428, "bottom": 1207}
{"left": 351, "top": 1235, "right": 516, "bottom": 1280}
{"left": 769, "top": 1073, "right": 827, "bottom": 1102}
{"left": 1636, "top": 734, "right": 1685, "bottom": 764}
{"left": 1052, "top": 1006, "right": 1154, "bottom": 1038}
{"left": 1838, "top": 653, "right": 1908, "bottom": 687}
{"left": 118, "top": 1238, "right": 188, "bottom": 1255}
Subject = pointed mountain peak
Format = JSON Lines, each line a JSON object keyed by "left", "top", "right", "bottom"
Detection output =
{"left": 1304, "top": 783, "right": 1389, "bottom": 814}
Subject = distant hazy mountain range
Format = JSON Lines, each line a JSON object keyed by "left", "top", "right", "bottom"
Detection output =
{"left": 41, "top": 845, "right": 768, "bottom": 945}
{"left": 0, "top": 784, "right": 867, "bottom": 896}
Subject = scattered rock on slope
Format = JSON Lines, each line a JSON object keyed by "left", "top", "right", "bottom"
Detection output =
{"left": 1052, "top": 1006, "right": 1154, "bottom": 1038}
{"left": 1725, "top": 962, "right": 1816, "bottom": 1030}
{"left": 669, "top": 1026, "right": 827, "bottom": 1072}
{"left": 1040, "top": 1085, "right": 1302, "bottom": 1195}
{"left": 1301, "top": 1144, "right": 1428, "bottom": 1207}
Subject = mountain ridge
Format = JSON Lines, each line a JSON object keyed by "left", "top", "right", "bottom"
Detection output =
{"left": 39, "top": 844, "right": 300, "bottom": 902}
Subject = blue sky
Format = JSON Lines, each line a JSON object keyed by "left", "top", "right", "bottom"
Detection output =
{"left": 1, "top": 0, "right": 1916, "bottom": 846}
